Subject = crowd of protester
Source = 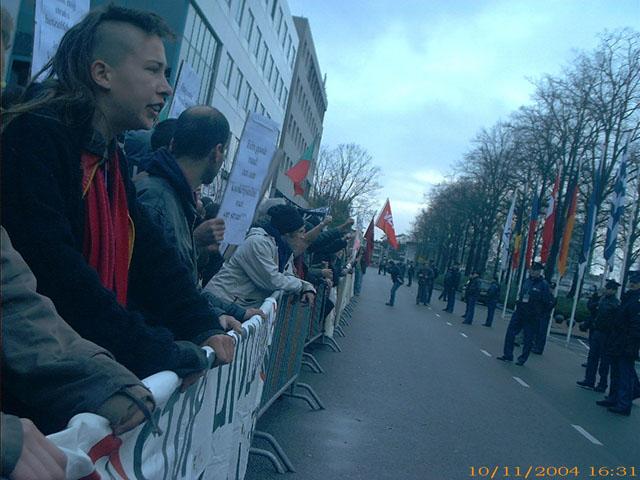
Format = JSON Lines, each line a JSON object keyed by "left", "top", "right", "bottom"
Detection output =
{"left": 0, "top": 5, "right": 359, "bottom": 479}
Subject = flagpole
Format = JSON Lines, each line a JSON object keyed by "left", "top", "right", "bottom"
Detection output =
{"left": 546, "top": 278, "right": 561, "bottom": 339}
{"left": 502, "top": 265, "right": 515, "bottom": 318}
{"left": 620, "top": 186, "right": 639, "bottom": 295}
{"left": 566, "top": 263, "right": 587, "bottom": 344}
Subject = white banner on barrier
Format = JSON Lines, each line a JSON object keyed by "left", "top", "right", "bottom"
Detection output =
{"left": 32, "top": 0, "right": 90, "bottom": 78}
{"left": 49, "top": 298, "right": 276, "bottom": 480}
{"left": 168, "top": 61, "right": 202, "bottom": 119}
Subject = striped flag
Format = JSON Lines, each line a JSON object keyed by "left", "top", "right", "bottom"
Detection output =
{"left": 558, "top": 177, "right": 579, "bottom": 277}
{"left": 603, "top": 141, "right": 629, "bottom": 272}
{"left": 500, "top": 190, "right": 517, "bottom": 272}
{"left": 540, "top": 168, "right": 561, "bottom": 263}
{"left": 524, "top": 188, "right": 541, "bottom": 268}
{"left": 579, "top": 158, "right": 605, "bottom": 266}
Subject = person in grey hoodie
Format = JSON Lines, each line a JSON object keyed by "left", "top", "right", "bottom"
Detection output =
{"left": 205, "top": 204, "right": 316, "bottom": 309}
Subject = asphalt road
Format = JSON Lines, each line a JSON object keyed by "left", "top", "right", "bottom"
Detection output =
{"left": 245, "top": 272, "right": 639, "bottom": 480}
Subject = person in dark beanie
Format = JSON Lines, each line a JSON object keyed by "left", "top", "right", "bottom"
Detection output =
{"left": 205, "top": 202, "right": 316, "bottom": 309}
{"left": 1, "top": 5, "right": 234, "bottom": 380}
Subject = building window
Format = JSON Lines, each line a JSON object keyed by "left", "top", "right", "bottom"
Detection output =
{"left": 277, "top": 77, "right": 284, "bottom": 102}
{"left": 282, "top": 86, "right": 288, "bottom": 108}
{"left": 260, "top": 103, "right": 265, "bottom": 115}
{"left": 272, "top": 67, "right": 279, "bottom": 92}
{"left": 267, "top": 55, "right": 274, "bottom": 82}
{"left": 252, "top": 93, "right": 259, "bottom": 112}
{"left": 177, "top": 5, "right": 221, "bottom": 104}
{"left": 235, "top": 0, "right": 246, "bottom": 25}
{"left": 245, "top": 10, "right": 254, "bottom": 43}
{"left": 234, "top": 68, "right": 243, "bottom": 100}
{"left": 261, "top": 42, "right": 269, "bottom": 70}
{"left": 276, "top": 7, "right": 283, "bottom": 34}
{"left": 290, "top": 46, "right": 296, "bottom": 69}
{"left": 223, "top": 53, "right": 234, "bottom": 88}
{"left": 253, "top": 27, "right": 262, "bottom": 58}
{"left": 282, "top": 23, "right": 288, "bottom": 48}
{"left": 243, "top": 81, "right": 251, "bottom": 111}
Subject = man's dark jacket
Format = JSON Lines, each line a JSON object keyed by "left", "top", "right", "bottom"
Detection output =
{"left": 593, "top": 295, "right": 620, "bottom": 333}
{"left": 135, "top": 149, "right": 246, "bottom": 321}
{"left": 517, "top": 276, "right": 553, "bottom": 319}
{"left": 1, "top": 109, "right": 223, "bottom": 378}
{"left": 465, "top": 277, "right": 480, "bottom": 299}
{"left": 606, "top": 289, "right": 640, "bottom": 359}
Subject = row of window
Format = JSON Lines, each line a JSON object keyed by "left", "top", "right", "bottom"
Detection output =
{"left": 287, "top": 115, "right": 309, "bottom": 159}
{"left": 228, "top": 0, "right": 296, "bottom": 72}
{"left": 293, "top": 77, "right": 320, "bottom": 141}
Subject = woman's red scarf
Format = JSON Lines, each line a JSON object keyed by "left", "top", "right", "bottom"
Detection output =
{"left": 81, "top": 150, "right": 134, "bottom": 306}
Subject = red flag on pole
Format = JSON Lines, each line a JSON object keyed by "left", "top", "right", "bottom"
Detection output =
{"left": 375, "top": 199, "right": 398, "bottom": 249}
{"left": 364, "top": 217, "right": 374, "bottom": 265}
{"left": 285, "top": 139, "right": 316, "bottom": 195}
{"left": 558, "top": 179, "right": 579, "bottom": 277}
{"left": 540, "top": 168, "right": 561, "bottom": 263}
{"left": 524, "top": 189, "right": 541, "bottom": 268}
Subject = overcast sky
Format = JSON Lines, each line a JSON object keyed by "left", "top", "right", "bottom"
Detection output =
{"left": 286, "top": 0, "right": 639, "bottom": 236}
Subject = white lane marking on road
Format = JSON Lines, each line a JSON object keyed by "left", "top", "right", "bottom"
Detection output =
{"left": 578, "top": 339, "right": 590, "bottom": 350}
{"left": 436, "top": 314, "right": 441, "bottom": 317}
{"left": 571, "top": 425, "right": 603, "bottom": 446}
{"left": 460, "top": 332, "right": 468, "bottom": 338}
{"left": 512, "top": 376, "right": 530, "bottom": 388}
{"left": 481, "top": 350, "right": 492, "bottom": 357}
{"left": 446, "top": 322, "right": 452, "bottom": 326}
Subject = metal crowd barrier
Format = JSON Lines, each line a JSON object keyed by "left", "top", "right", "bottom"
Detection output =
{"left": 45, "top": 273, "right": 359, "bottom": 479}
{"left": 47, "top": 298, "right": 277, "bottom": 480}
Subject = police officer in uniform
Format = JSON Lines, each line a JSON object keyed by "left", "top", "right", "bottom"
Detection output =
{"left": 576, "top": 279, "right": 619, "bottom": 392}
{"left": 497, "top": 262, "right": 552, "bottom": 366}
{"left": 596, "top": 271, "right": 640, "bottom": 416}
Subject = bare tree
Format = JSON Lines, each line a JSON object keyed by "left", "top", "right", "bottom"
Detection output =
{"left": 309, "top": 143, "right": 381, "bottom": 222}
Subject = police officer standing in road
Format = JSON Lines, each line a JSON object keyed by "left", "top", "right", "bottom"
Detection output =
{"left": 596, "top": 271, "right": 640, "bottom": 416}
{"left": 484, "top": 276, "right": 501, "bottom": 327}
{"left": 416, "top": 262, "right": 429, "bottom": 306}
{"left": 442, "top": 264, "right": 461, "bottom": 313}
{"left": 497, "top": 262, "right": 553, "bottom": 366}
{"left": 462, "top": 272, "right": 480, "bottom": 324}
{"left": 407, "top": 261, "right": 415, "bottom": 287}
{"left": 576, "top": 279, "right": 620, "bottom": 392}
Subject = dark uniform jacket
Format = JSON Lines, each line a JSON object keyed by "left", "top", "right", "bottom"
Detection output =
{"left": 465, "top": 277, "right": 480, "bottom": 300}
{"left": 593, "top": 295, "right": 620, "bottom": 333}
{"left": 388, "top": 264, "right": 403, "bottom": 284}
{"left": 444, "top": 268, "right": 460, "bottom": 290}
{"left": 606, "top": 289, "right": 640, "bottom": 359}
{"left": 1, "top": 109, "right": 222, "bottom": 379}
{"left": 517, "top": 276, "right": 553, "bottom": 318}
{"left": 486, "top": 281, "right": 500, "bottom": 303}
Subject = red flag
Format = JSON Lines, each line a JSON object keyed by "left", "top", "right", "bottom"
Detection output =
{"left": 364, "top": 217, "right": 374, "bottom": 265}
{"left": 512, "top": 233, "right": 522, "bottom": 270}
{"left": 285, "top": 138, "right": 316, "bottom": 195}
{"left": 540, "top": 168, "right": 561, "bottom": 263}
{"left": 375, "top": 199, "right": 398, "bottom": 249}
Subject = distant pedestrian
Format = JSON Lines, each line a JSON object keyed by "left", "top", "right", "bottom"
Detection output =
{"left": 442, "top": 265, "right": 461, "bottom": 313}
{"left": 484, "top": 276, "right": 500, "bottom": 327}
{"left": 462, "top": 272, "right": 480, "bottom": 324}
{"left": 378, "top": 258, "right": 386, "bottom": 275}
{"left": 576, "top": 279, "right": 619, "bottom": 392}
{"left": 385, "top": 260, "right": 403, "bottom": 306}
{"left": 596, "top": 271, "right": 640, "bottom": 416}
{"left": 416, "top": 263, "right": 428, "bottom": 305}
{"left": 407, "top": 261, "right": 415, "bottom": 287}
{"left": 497, "top": 262, "right": 553, "bottom": 366}
{"left": 425, "top": 261, "right": 436, "bottom": 304}
{"left": 532, "top": 281, "right": 557, "bottom": 353}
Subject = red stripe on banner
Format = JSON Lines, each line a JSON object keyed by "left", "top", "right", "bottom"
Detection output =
{"left": 79, "top": 434, "right": 129, "bottom": 480}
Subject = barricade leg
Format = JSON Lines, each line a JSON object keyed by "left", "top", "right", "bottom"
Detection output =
{"left": 283, "top": 383, "right": 322, "bottom": 410}
{"left": 302, "top": 352, "right": 325, "bottom": 373}
{"left": 318, "top": 334, "right": 342, "bottom": 352}
{"left": 249, "top": 447, "right": 286, "bottom": 474}
{"left": 295, "top": 382, "right": 326, "bottom": 410}
{"left": 252, "top": 430, "right": 296, "bottom": 473}
{"left": 334, "top": 325, "right": 346, "bottom": 337}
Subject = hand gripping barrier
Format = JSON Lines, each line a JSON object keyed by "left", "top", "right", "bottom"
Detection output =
{"left": 46, "top": 297, "right": 277, "bottom": 480}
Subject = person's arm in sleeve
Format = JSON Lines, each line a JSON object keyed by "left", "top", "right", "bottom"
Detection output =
{"left": 237, "top": 237, "right": 306, "bottom": 294}
{"left": 1, "top": 116, "right": 206, "bottom": 379}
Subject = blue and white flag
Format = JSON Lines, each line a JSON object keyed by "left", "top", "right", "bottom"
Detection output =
{"left": 603, "top": 140, "right": 629, "bottom": 272}
{"left": 579, "top": 155, "right": 605, "bottom": 266}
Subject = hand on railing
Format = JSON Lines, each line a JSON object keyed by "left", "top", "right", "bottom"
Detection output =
{"left": 200, "top": 334, "right": 235, "bottom": 367}
{"left": 219, "top": 314, "right": 244, "bottom": 335}
{"left": 301, "top": 290, "right": 316, "bottom": 305}
{"left": 244, "top": 308, "right": 267, "bottom": 321}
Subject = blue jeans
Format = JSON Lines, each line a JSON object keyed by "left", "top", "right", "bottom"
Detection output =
{"left": 584, "top": 331, "right": 609, "bottom": 387}
{"left": 463, "top": 297, "right": 477, "bottom": 324}
{"left": 389, "top": 281, "right": 401, "bottom": 305}
{"left": 485, "top": 300, "right": 497, "bottom": 326}
{"left": 445, "top": 288, "right": 456, "bottom": 312}
{"left": 502, "top": 309, "right": 538, "bottom": 362}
